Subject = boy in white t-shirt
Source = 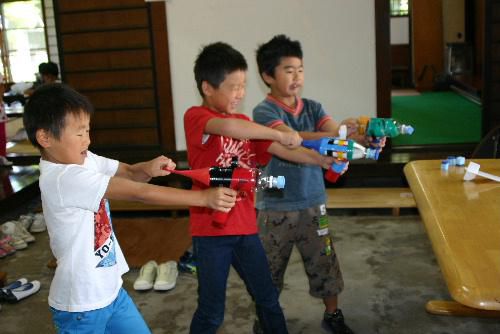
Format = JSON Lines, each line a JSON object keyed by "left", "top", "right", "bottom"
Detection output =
{"left": 22, "top": 83, "right": 237, "bottom": 334}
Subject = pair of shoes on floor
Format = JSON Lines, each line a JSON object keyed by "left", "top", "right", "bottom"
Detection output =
{"left": 322, "top": 309, "right": 355, "bottom": 334}
{"left": 133, "top": 260, "right": 178, "bottom": 291}
{"left": 18, "top": 213, "right": 46, "bottom": 233}
{"left": 0, "top": 235, "right": 17, "bottom": 257}
{"left": 1, "top": 222, "right": 35, "bottom": 250}
{"left": 0, "top": 156, "right": 13, "bottom": 167}
{"left": 0, "top": 278, "right": 41, "bottom": 303}
{"left": 178, "top": 251, "right": 197, "bottom": 276}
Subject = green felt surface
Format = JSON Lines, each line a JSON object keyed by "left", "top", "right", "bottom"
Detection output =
{"left": 391, "top": 91, "right": 481, "bottom": 145}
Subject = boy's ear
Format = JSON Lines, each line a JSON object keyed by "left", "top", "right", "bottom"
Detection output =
{"left": 261, "top": 72, "right": 274, "bottom": 86}
{"left": 201, "top": 81, "right": 213, "bottom": 97}
{"left": 36, "top": 129, "right": 52, "bottom": 148}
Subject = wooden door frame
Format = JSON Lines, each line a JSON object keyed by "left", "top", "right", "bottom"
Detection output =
{"left": 375, "top": 0, "right": 391, "bottom": 118}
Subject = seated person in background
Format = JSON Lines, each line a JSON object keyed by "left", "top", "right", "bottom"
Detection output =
{"left": 24, "top": 61, "right": 60, "bottom": 97}
{"left": 8, "top": 61, "right": 61, "bottom": 142}
{"left": 38, "top": 62, "right": 59, "bottom": 85}
{"left": 0, "top": 73, "right": 13, "bottom": 166}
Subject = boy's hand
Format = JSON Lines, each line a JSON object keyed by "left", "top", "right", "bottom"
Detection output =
{"left": 148, "top": 156, "right": 176, "bottom": 177}
{"left": 333, "top": 159, "right": 349, "bottom": 175}
{"left": 203, "top": 187, "right": 237, "bottom": 212}
{"left": 340, "top": 117, "right": 359, "bottom": 138}
{"left": 278, "top": 131, "right": 302, "bottom": 148}
{"left": 319, "top": 155, "right": 337, "bottom": 169}
{"left": 367, "top": 136, "right": 387, "bottom": 150}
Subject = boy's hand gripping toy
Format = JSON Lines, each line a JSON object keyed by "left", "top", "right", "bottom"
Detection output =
{"left": 302, "top": 125, "right": 381, "bottom": 183}
{"left": 164, "top": 157, "right": 285, "bottom": 227}
{"left": 357, "top": 117, "right": 414, "bottom": 143}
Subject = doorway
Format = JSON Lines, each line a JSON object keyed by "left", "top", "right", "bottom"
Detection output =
{"left": 376, "top": 0, "right": 484, "bottom": 147}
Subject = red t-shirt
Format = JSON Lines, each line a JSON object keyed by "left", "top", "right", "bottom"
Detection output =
{"left": 184, "top": 106, "right": 272, "bottom": 236}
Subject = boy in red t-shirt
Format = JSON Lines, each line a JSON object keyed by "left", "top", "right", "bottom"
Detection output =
{"left": 184, "top": 42, "right": 338, "bottom": 334}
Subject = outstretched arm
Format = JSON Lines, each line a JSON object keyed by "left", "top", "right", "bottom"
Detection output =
{"left": 205, "top": 117, "right": 302, "bottom": 148}
{"left": 267, "top": 142, "right": 335, "bottom": 169}
{"left": 115, "top": 155, "right": 176, "bottom": 183}
{"left": 105, "top": 177, "right": 237, "bottom": 211}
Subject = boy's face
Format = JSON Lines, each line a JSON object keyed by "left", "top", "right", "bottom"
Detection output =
{"left": 202, "top": 70, "right": 246, "bottom": 114}
{"left": 265, "top": 56, "right": 304, "bottom": 99}
{"left": 38, "top": 111, "right": 91, "bottom": 165}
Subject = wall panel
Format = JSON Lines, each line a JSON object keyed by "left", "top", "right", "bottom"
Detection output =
{"left": 54, "top": 0, "right": 175, "bottom": 161}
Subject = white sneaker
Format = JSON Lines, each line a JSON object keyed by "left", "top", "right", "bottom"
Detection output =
{"left": 1, "top": 280, "right": 40, "bottom": 303}
{"left": 1, "top": 222, "right": 28, "bottom": 249}
{"left": 18, "top": 215, "right": 34, "bottom": 230}
{"left": 154, "top": 261, "right": 178, "bottom": 291}
{"left": 0, "top": 156, "right": 13, "bottom": 167}
{"left": 29, "top": 213, "right": 46, "bottom": 233}
{"left": 133, "top": 260, "right": 157, "bottom": 291}
{"left": 10, "top": 222, "right": 35, "bottom": 243}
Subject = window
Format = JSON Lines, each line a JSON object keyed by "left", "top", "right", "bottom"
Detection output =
{"left": 0, "top": 0, "right": 48, "bottom": 83}
{"left": 390, "top": 0, "right": 409, "bottom": 17}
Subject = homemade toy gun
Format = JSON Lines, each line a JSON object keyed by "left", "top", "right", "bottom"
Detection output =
{"left": 357, "top": 116, "right": 414, "bottom": 142}
{"left": 302, "top": 125, "right": 380, "bottom": 183}
{"left": 165, "top": 157, "right": 285, "bottom": 227}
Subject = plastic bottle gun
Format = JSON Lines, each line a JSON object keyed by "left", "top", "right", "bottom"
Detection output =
{"left": 357, "top": 116, "right": 414, "bottom": 142}
{"left": 164, "top": 157, "right": 285, "bottom": 227}
{"left": 302, "top": 125, "right": 381, "bottom": 183}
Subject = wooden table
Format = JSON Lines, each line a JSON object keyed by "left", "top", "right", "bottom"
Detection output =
{"left": 404, "top": 159, "right": 500, "bottom": 317}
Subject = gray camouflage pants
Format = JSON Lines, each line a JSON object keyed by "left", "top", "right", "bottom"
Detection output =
{"left": 257, "top": 204, "right": 344, "bottom": 299}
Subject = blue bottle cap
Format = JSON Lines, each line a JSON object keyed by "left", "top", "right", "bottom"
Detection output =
{"left": 275, "top": 176, "right": 285, "bottom": 189}
{"left": 366, "top": 148, "right": 380, "bottom": 160}
{"left": 441, "top": 160, "right": 449, "bottom": 171}
{"left": 456, "top": 156, "right": 466, "bottom": 166}
{"left": 404, "top": 125, "right": 415, "bottom": 135}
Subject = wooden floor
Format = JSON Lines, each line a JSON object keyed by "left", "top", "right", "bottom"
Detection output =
{"left": 113, "top": 215, "right": 191, "bottom": 268}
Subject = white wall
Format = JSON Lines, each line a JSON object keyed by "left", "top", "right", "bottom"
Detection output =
{"left": 165, "top": 0, "right": 376, "bottom": 151}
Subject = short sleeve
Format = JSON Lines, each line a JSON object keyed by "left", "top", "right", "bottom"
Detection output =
{"left": 86, "top": 151, "right": 119, "bottom": 177}
{"left": 57, "top": 165, "right": 111, "bottom": 212}
{"left": 253, "top": 103, "right": 285, "bottom": 128}
{"left": 306, "top": 99, "right": 332, "bottom": 130}
{"left": 184, "top": 107, "right": 217, "bottom": 148}
{"left": 251, "top": 140, "right": 273, "bottom": 166}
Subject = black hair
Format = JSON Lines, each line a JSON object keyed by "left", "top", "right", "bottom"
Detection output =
{"left": 23, "top": 83, "right": 93, "bottom": 149}
{"left": 256, "top": 35, "right": 303, "bottom": 86}
{"left": 38, "top": 61, "right": 59, "bottom": 78}
{"left": 194, "top": 42, "right": 248, "bottom": 96}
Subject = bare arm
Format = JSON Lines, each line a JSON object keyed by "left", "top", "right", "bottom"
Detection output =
{"left": 105, "top": 177, "right": 237, "bottom": 211}
{"left": 296, "top": 119, "right": 342, "bottom": 140}
{"left": 114, "top": 156, "right": 175, "bottom": 183}
{"left": 205, "top": 117, "right": 302, "bottom": 148}
{"left": 267, "top": 142, "right": 334, "bottom": 169}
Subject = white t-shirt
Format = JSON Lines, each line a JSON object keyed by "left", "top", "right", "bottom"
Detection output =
{"left": 39, "top": 151, "right": 129, "bottom": 312}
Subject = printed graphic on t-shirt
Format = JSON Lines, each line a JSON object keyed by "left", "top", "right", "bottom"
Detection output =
{"left": 215, "top": 136, "right": 256, "bottom": 203}
{"left": 215, "top": 136, "right": 255, "bottom": 168}
{"left": 94, "top": 199, "right": 117, "bottom": 267}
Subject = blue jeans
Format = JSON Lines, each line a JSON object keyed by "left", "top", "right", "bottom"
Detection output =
{"left": 190, "top": 234, "right": 288, "bottom": 334}
{"left": 50, "top": 288, "right": 151, "bottom": 334}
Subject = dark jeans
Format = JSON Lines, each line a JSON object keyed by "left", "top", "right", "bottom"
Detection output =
{"left": 190, "top": 234, "right": 288, "bottom": 334}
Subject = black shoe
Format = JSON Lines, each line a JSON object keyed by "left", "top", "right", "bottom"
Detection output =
{"left": 322, "top": 309, "right": 354, "bottom": 334}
